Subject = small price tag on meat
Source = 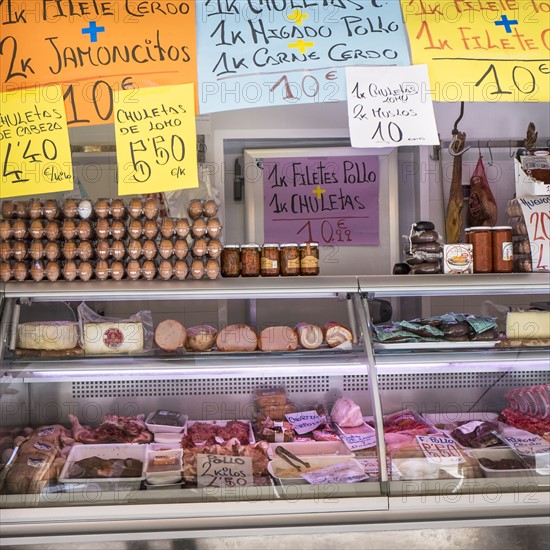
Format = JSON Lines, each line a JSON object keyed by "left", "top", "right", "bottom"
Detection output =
{"left": 501, "top": 431, "right": 550, "bottom": 457}
{"left": 196, "top": 454, "right": 253, "bottom": 488}
{"left": 285, "top": 410, "right": 324, "bottom": 435}
{"left": 340, "top": 432, "right": 377, "bottom": 452}
{"left": 416, "top": 435, "right": 465, "bottom": 464}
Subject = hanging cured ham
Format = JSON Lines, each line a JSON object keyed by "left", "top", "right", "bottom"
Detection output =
{"left": 468, "top": 156, "right": 497, "bottom": 227}
{"left": 445, "top": 131, "right": 466, "bottom": 244}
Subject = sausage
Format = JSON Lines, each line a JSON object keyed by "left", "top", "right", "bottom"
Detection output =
{"left": 216, "top": 324, "right": 257, "bottom": 352}
{"left": 323, "top": 321, "right": 353, "bottom": 348}
{"left": 185, "top": 325, "right": 218, "bottom": 351}
{"left": 295, "top": 323, "right": 323, "bottom": 349}
{"left": 410, "top": 262, "right": 441, "bottom": 274}
{"left": 410, "top": 230, "right": 439, "bottom": 244}
{"left": 258, "top": 326, "right": 299, "bottom": 352}
{"left": 154, "top": 320, "right": 187, "bottom": 352}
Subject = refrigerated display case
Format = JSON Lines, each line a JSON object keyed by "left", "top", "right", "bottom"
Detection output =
{"left": 0, "top": 274, "right": 549, "bottom": 547}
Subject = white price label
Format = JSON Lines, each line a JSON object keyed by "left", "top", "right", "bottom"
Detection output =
{"left": 196, "top": 454, "right": 253, "bottom": 488}
{"left": 340, "top": 432, "right": 377, "bottom": 451}
{"left": 416, "top": 435, "right": 465, "bottom": 464}
{"left": 285, "top": 410, "right": 323, "bottom": 435}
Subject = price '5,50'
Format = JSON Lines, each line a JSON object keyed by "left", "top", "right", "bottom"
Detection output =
{"left": 127, "top": 134, "right": 186, "bottom": 182}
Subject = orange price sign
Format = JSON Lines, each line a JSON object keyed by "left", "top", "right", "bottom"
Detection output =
{"left": 0, "top": 1, "right": 197, "bottom": 126}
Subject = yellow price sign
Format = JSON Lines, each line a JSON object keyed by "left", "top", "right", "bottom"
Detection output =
{"left": 0, "top": 86, "right": 73, "bottom": 199}
{"left": 400, "top": 0, "right": 550, "bottom": 102}
{"left": 114, "top": 83, "right": 199, "bottom": 196}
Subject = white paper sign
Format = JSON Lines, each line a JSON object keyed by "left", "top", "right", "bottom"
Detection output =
{"left": 196, "top": 454, "right": 253, "bottom": 488}
{"left": 285, "top": 410, "right": 323, "bottom": 435}
{"left": 517, "top": 196, "right": 550, "bottom": 271}
{"left": 346, "top": 65, "right": 439, "bottom": 148}
{"left": 340, "top": 432, "right": 378, "bottom": 452}
{"left": 416, "top": 435, "right": 465, "bottom": 464}
{"left": 502, "top": 433, "right": 550, "bottom": 457}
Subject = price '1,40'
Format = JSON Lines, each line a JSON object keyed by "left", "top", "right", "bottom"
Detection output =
{"left": 2, "top": 139, "right": 57, "bottom": 183}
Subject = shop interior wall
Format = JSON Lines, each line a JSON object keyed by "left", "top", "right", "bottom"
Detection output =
{"left": 67, "top": 100, "right": 550, "bottom": 326}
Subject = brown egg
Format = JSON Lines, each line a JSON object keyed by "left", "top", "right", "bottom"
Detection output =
{"left": 78, "top": 261, "right": 93, "bottom": 281}
{"left": 159, "top": 238, "right": 174, "bottom": 259}
{"left": 45, "top": 220, "right": 60, "bottom": 241}
{"left": 203, "top": 199, "right": 218, "bottom": 218}
{"left": 77, "top": 199, "right": 93, "bottom": 220}
{"left": 143, "top": 198, "right": 159, "bottom": 219}
{"left": 62, "top": 261, "right": 78, "bottom": 281}
{"left": 29, "top": 219, "right": 45, "bottom": 239}
{"left": 127, "top": 239, "right": 142, "bottom": 260}
{"left": 15, "top": 201, "right": 29, "bottom": 219}
{"left": 190, "top": 258, "right": 205, "bottom": 280}
{"left": 12, "top": 240, "right": 27, "bottom": 261}
{"left": 0, "top": 241, "right": 13, "bottom": 261}
{"left": 158, "top": 259, "right": 173, "bottom": 280}
{"left": 30, "top": 261, "right": 45, "bottom": 282}
{"left": 0, "top": 219, "right": 12, "bottom": 240}
{"left": 29, "top": 240, "right": 44, "bottom": 260}
{"left": 205, "top": 258, "right": 220, "bottom": 280}
{"left": 174, "top": 239, "right": 189, "bottom": 260}
{"left": 28, "top": 199, "right": 43, "bottom": 219}
{"left": 62, "top": 240, "right": 77, "bottom": 260}
{"left": 143, "top": 219, "right": 159, "bottom": 239}
{"left": 111, "top": 198, "right": 126, "bottom": 219}
{"left": 128, "top": 219, "right": 143, "bottom": 239}
{"left": 187, "top": 199, "right": 203, "bottom": 219}
{"left": 94, "top": 198, "right": 110, "bottom": 218}
{"left": 173, "top": 260, "right": 189, "bottom": 280}
{"left": 45, "top": 241, "right": 60, "bottom": 261}
{"left": 13, "top": 261, "right": 28, "bottom": 281}
{"left": 206, "top": 217, "right": 222, "bottom": 238}
{"left": 12, "top": 219, "right": 28, "bottom": 240}
{"left": 45, "top": 261, "right": 61, "bottom": 282}
{"left": 61, "top": 219, "right": 77, "bottom": 240}
{"left": 191, "top": 218, "right": 207, "bottom": 238}
{"left": 110, "top": 260, "right": 125, "bottom": 280}
{"left": 95, "top": 239, "right": 111, "bottom": 260}
{"left": 126, "top": 259, "right": 141, "bottom": 280}
{"left": 111, "top": 239, "right": 126, "bottom": 260}
{"left": 142, "top": 239, "right": 157, "bottom": 260}
{"left": 207, "top": 239, "right": 222, "bottom": 259}
{"left": 0, "top": 262, "right": 12, "bottom": 281}
{"left": 175, "top": 218, "right": 190, "bottom": 238}
{"left": 192, "top": 238, "right": 207, "bottom": 257}
{"left": 95, "top": 218, "right": 111, "bottom": 240}
{"left": 77, "top": 220, "right": 94, "bottom": 240}
{"left": 141, "top": 260, "right": 156, "bottom": 280}
{"left": 128, "top": 198, "right": 143, "bottom": 219}
{"left": 94, "top": 260, "right": 110, "bottom": 281}
{"left": 62, "top": 198, "right": 78, "bottom": 218}
{"left": 43, "top": 199, "right": 59, "bottom": 220}
{"left": 160, "top": 218, "right": 175, "bottom": 238}
{"left": 77, "top": 240, "right": 94, "bottom": 261}
{"left": 1, "top": 200, "right": 15, "bottom": 219}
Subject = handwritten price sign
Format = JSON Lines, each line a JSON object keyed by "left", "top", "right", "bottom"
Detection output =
{"left": 114, "top": 83, "right": 199, "bottom": 196}
{"left": 263, "top": 155, "right": 380, "bottom": 246}
{"left": 517, "top": 196, "right": 550, "bottom": 271}
{"left": 0, "top": 1, "right": 197, "bottom": 126}
{"left": 401, "top": 0, "right": 550, "bottom": 102}
{"left": 346, "top": 65, "right": 439, "bottom": 148}
{"left": 0, "top": 85, "right": 73, "bottom": 199}
{"left": 196, "top": 0, "right": 410, "bottom": 113}
{"left": 416, "top": 435, "right": 465, "bottom": 464}
{"left": 197, "top": 454, "right": 254, "bottom": 488}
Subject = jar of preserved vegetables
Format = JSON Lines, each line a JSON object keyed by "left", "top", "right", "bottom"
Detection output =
{"left": 221, "top": 245, "right": 240, "bottom": 277}
{"left": 470, "top": 227, "right": 492, "bottom": 273}
{"left": 299, "top": 242, "right": 319, "bottom": 276}
{"left": 261, "top": 244, "right": 280, "bottom": 277}
{"left": 240, "top": 244, "right": 260, "bottom": 277}
{"left": 280, "top": 243, "right": 300, "bottom": 276}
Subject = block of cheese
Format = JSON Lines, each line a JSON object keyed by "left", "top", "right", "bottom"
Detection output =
{"left": 83, "top": 322, "right": 144, "bottom": 354}
{"left": 17, "top": 321, "right": 79, "bottom": 351}
{"left": 506, "top": 311, "right": 550, "bottom": 339}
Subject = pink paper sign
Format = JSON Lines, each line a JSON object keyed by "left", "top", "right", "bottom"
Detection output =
{"left": 263, "top": 156, "right": 380, "bottom": 246}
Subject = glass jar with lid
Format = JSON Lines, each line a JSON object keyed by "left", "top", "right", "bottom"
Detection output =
{"left": 492, "top": 226, "right": 513, "bottom": 272}
{"left": 261, "top": 244, "right": 280, "bottom": 277}
{"left": 280, "top": 243, "right": 300, "bottom": 276}
{"left": 469, "top": 226, "right": 492, "bottom": 273}
{"left": 240, "top": 244, "right": 261, "bottom": 277}
{"left": 221, "top": 245, "right": 240, "bottom": 277}
{"left": 300, "top": 242, "right": 319, "bottom": 276}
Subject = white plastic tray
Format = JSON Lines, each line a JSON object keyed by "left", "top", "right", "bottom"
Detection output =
{"left": 186, "top": 419, "right": 255, "bottom": 445}
{"left": 268, "top": 441, "right": 354, "bottom": 459}
{"left": 374, "top": 341, "right": 498, "bottom": 350}
{"left": 268, "top": 456, "right": 361, "bottom": 484}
